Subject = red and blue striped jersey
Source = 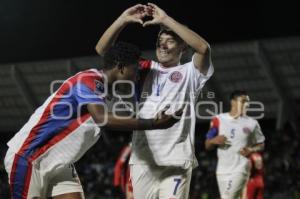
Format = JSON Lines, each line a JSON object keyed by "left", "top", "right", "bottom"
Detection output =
{"left": 7, "top": 69, "right": 104, "bottom": 167}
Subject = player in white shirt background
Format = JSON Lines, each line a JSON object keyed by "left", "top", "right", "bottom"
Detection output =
{"left": 3, "top": 42, "right": 182, "bottom": 199}
{"left": 95, "top": 3, "right": 214, "bottom": 199}
{"left": 205, "top": 90, "right": 265, "bottom": 199}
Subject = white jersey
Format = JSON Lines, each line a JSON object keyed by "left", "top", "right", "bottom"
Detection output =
{"left": 212, "top": 113, "right": 265, "bottom": 174}
{"left": 130, "top": 55, "right": 214, "bottom": 169}
{"left": 7, "top": 69, "right": 104, "bottom": 170}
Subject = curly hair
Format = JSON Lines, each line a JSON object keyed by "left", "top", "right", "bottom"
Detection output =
{"left": 103, "top": 42, "right": 141, "bottom": 69}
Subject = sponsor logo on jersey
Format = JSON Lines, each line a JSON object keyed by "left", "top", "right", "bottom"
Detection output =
{"left": 169, "top": 71, "right": 183, "bottom": 83}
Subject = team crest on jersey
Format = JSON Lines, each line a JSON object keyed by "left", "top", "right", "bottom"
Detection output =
{"left": 243, "top": 127, "right": 251, "bottom": 134}
{"left": 94, "top": 80, "right": 104, "bottom": 94}
{"left": 169, "top": 71, "right": 183, "bottom": 83}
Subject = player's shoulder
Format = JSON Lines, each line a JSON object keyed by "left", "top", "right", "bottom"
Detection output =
{"left": 209, "top": 115, "right": 221, "bottom": 128}
{"left": 210, "top": 113, "right": 228, "bottom": 125}
{"left": 139, "top": 58, "right": 153, "bottom": 70}
{"left": 217, "top": 112, "right": 229, "bottom": 119}
{"left": 72, "top": 69, "right": 102, "bottom": 82}
{"left": 241, "top": 116, "right": 261, "bottom": 131}
{"left": 242, "top": 115, "right": 258, "bottom": 124}
{"left": 75, "top": 69, "right": 101, "bottom": 77}
{"left": 63, "top": 69, "right": 103, "bottom": 93}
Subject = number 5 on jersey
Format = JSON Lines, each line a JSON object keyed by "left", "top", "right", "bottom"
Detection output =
{"left": 230, "top": 129, "right": 235, "bottom": 139}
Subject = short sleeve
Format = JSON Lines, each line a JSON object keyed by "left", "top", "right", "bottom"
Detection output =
{"left": 73, "top": 83, "right": 104, "bottom": 105}
{"left": 190, "top": 51, "right": 214, "bottom": 91}
{"left": 72, "top": 73, "right": 105, "bottom": 105}
{"left": 251, "top": 121, "right": 265, "bottom": 144}
{"left": 206, "top": 117, "right": 219, "bottom": 139}
{"left": 136, "top": 58, "right": 153, "bottom": 101}
{"left": 210, "top": 117, "right": 219, "bottom": 129}
{"left": 139, "top": 58, "right": 152, "bottom": 70}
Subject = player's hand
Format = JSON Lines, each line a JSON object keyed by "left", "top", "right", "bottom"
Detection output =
{"left": 211, "top": 135, "right": 227, "bottom": 146}
{"left": 119, "top": 4, "right": 147, "bottom": 25}
{"left": 143, "top": 3, "right": 168, "bottom": 27}
{"left": 152, "top": 106, "right": 184, "bottom": 129}
{"left": 239, "top": 147, "right": 252, "bottom": 157}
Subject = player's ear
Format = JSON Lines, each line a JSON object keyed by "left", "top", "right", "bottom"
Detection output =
{"left": 116, "top": 62, "right": 125, "bottom": 74}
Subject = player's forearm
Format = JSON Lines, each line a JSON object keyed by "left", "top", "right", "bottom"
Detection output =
{"left": 205, "top": 139, "right": 216, "bottom": 151}
{"left": 87, "top": 103, "right": 180, "bottom": 131}
{"left": 87, "top": 103, "right": 153, "bottom": 131}
{"left": 161, "top": 16, "right": 209, "bottom": 55}
{"left": 91, "top": 112, "right": 154, "bottom": 131}
{"left": 249, "top": 143, "right": 265, "bottom": 153}
{"left": 95, "top": 17, "right": 127, "bottom": 55}
{"left": 103, "top": 114, "right": 154, "bottom": 131}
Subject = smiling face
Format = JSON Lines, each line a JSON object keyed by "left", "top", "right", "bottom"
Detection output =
{"left": 155, "top": 32, "right": 185, "bottom": 68}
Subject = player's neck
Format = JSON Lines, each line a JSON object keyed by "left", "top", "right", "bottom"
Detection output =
{"left": 160, "top": 61, "right": 180, "bottom": 68}
{"left": 101, "top": 69, "right": 115, "bottom": 86}
{"left": 229, "top": 109, "right": 243, "bottom": 119}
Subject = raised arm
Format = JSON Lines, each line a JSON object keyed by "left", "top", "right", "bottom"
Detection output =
{"left": 95, "top": 4, "right": 146, "bottom": 56}
{"left": 87, "top": 103, "right": 182, "bottom": 131}
{"left": 144, "top": 3, "right": 211, "bottom": 74}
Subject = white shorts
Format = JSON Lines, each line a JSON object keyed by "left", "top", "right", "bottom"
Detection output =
{"left": 4, "top": 148, "right": 84, "bottom": 199}
{"left": 216, "top": 172, "right": 248, "bottom": 199}
{"left": 130, "top": 164, "right": 192, "bottom": 199}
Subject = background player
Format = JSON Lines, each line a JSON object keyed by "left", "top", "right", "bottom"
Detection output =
{"left": 114, "top": 142, "right": 133, "bottom": 199}
{"left": 205, "top": 90, "right": 265, "bottom": 199}
{"left": 241, "top": 152, "right": 265, "bottom": 199}
{"left": 3, "top": 42, "right": 182, "bottom": 199}
{"left": 95, "top": 3, "right": 214, "bottom": 198}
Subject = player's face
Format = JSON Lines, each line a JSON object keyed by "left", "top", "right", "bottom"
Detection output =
{"left": 234, "top": 95, "right": 250, "bottom": 115}
{"left": 156, "top": 33, "right": 183, "bottom": 67}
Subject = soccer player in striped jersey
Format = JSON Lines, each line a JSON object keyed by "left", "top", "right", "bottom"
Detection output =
{"left": 205, "top": 90, "right": 265, "bottom": 199}
{"left": 3, "top": 42, "right": 182, "bottom": 199}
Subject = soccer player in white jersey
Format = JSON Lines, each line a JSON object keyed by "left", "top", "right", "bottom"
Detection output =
{"left": 205, "top": 90, "right": 265, "bottom": 199}
{"left": 3, "top": 42, "right": 182, "bottom": 199}
{"left": 95, "top": 3, "right": 214, "bottom": 198}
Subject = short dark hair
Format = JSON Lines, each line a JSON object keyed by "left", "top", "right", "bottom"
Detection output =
{"left": 103, "top": 42, "right": 140, "bottom": 68}
{"left": 156, "top": 26, "right": 185, "bottom": 47}
{"left": 230, "top": 90, "right": 248, "bottom": 100}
